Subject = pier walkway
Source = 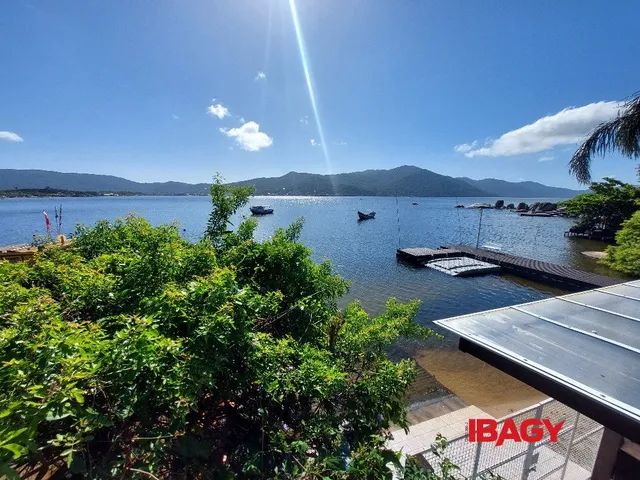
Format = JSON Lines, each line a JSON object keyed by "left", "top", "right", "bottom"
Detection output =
{"left": 396, "top": 245, "right": 621, "bottom": 290}
{"left": 0, "top": 244, "right": 37, "bottom": 263}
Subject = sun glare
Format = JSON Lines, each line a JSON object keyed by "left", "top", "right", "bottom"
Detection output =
{"left": 288, "top": 0, "right": 333, "bottom": 178}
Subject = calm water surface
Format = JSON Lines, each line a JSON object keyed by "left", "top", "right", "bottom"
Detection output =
{"left": 0, "top": 195, "right": 617, "bottom": 332}
{"left": 4, "top": 195, "right": 624, "bottom": 404}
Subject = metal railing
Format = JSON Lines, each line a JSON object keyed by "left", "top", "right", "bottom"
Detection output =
{"left": 417, "top": 399, "right": 604, "bottom": 480}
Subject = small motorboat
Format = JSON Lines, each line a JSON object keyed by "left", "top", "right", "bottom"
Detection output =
{"left": 455, "top": 204, "right": 465, "bottom": 208}
{"left": 357, "top": 211, "right": 376, "bottom": 220}
{"left": 250, "top": 205, "right": 274, "bottom": 215}
{"left": 466, "top": 203, "right": 493, "bottom": 209}
{"left": 412, "top": 202, "right": 419, "bottom": 205}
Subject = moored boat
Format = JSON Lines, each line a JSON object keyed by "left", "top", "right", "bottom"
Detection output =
{"left": 357, "top": 211, "right": 376, "bottom": 220}
{"left": 466, "top": 203, "right": 493, "bottom": 209}
{"left": 250, "top": 205, "right": 274, "bottom": 215}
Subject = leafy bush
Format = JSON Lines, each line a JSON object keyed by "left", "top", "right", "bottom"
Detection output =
{"left": 562, "top": 178, "right": 640, "bottom": 234}
{"left": 0, "top": 183, "right": 438, "bottom": 478}
{"left": 605, "top": 210, "right": 640, "bottom": 276}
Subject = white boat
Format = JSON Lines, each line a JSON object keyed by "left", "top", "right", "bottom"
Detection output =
{"left": 466, "top": 203, "right": 493, "bottom": 209}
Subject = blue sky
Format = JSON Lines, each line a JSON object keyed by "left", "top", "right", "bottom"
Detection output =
{"left": 1, "top": 0, "right": 639, "bottom": 187}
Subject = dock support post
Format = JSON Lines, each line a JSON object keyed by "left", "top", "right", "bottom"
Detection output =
{"left": 475, "top": 208, "right": 483, "bottom": 249}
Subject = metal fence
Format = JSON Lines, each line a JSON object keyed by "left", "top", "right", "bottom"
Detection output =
{"left": 418, "top": 399, "right": 604, "bottom": 480}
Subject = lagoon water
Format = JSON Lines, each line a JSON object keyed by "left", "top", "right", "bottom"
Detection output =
{"left": 1, "top": 194, "right": 622, "bottom": 416}
{"left": 0, "top": 195, "right": 616, "bottom": 332}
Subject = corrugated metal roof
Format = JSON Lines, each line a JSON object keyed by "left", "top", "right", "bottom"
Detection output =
{"left": 434, "top": 279, "right": 640, "bottom": 437}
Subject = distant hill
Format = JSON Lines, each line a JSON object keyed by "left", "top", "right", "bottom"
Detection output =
{"left": 0, "top": 166, "right": 582, "bottom": 198}
{"left": 457, "top": 177, "right": 582, "bottom": 198}
{"left": 0, "top": 169, "right": 209, "bottom": 195}
{"left": 230, "top": 166, "right": 489, "bottom": 196}
{"left": 231, "top": 166, "right": 582, "bottom": 197}
{"left": 0, "top": 188, "right": 101, "bottom": 198}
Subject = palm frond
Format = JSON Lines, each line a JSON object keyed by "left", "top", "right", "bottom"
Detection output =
{"left": 570, "top": 93, "right": 640, "bottom": 184}
{"left": 616, "top": 94, "right": 640, "bottom": 158}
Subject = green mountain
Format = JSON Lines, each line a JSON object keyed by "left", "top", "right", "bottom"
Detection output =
{"left": 230, "top": 166, "right": 489, "bottom": 196}
{"left": 0, "top": 169, "right": 209, "bottom": 195}
{"left": 231, "top": 166, "right": 581, "bottom": 197}
{"left": 0, "top": 166, "right": 582, "bottom": 197}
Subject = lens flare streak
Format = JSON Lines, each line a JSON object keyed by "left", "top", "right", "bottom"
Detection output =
{"left": 288, "top": 0, "right": 333, "bottom": 174}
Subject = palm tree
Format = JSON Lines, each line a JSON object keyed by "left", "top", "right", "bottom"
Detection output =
{"left": 570, "top": 92, "right": 640, "bottom": 184}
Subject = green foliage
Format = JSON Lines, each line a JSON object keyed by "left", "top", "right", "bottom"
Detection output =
{"left": 561, "top": 178, "right": 640, "bottom": 233}
{"left": 0, "top": 187, "right": 439, "bottom": 478}
{"left": 570, "top": 93, "right": 640, "bottom": 184}
{"left": 30, "top": 234, "right": 54, "bottom": 248}
{"left": 605, "top": 210, "right": 640, "bottom": 276}
{"left": 402, "top": 435, "right": 502, "bottom": 480}
{"left": 205, "top": 174, "right": 255, "bottom": 246}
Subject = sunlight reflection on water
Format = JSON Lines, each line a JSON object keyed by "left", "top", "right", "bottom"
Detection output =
{"left": 0, "top": 195, "right": 618, "bottom": 329}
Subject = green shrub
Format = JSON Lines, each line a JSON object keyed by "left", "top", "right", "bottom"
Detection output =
{"left": 561, "top": 178, "right": 640, "bottom": 233}
{"left": 605, "top": 210, "right": 640, "bottom": 276}
{"left": 0, "top": 187, "right": 437, "bottom": 478}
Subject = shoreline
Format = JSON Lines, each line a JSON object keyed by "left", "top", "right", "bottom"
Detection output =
{"left": 407, "top": 348, "right": 548, "bottom": 418}
{"left": 405, "top": 347, "right": 547, "bottom": 423}
{"left": 1, "top": 193, "right": 576, "bottom": 199}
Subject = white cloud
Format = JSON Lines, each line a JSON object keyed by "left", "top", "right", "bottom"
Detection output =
{"left": 299, "top": 116, "right": 309, "bottom": 125}
{"left": 0, "top": 131, "right": 23, "bottom": 142}
{"left": 538, "top": 155, "right": 555, "bottom": 162}
{"left": 207, "top": 103, "right": 230, "bottom": 119}
{"left": 310, "top": 138, "right": 320, "bottom": 147}
{"left": 220, "top": 121, "right": 273, "bottom": 151}
{"left": 255, "top": 71, "right": 267, "bottom": 81}
{"left": 456, "top": 101, "right": 622, "bottom": 158}
{"left": 172, "top": 113, "right": 180, "bottom": 120}
{"left": 454, "top": 140, "right": 477, "bottom": 153}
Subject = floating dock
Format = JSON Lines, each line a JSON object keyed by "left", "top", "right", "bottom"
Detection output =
{"left": 395, "top": 247, "right": 462, "bottom": 264}
{"left": 396, "top": 245, "right": 621, "bottom": 291}
{"left": 426, "top": 257, "right": 500, "bottom": 277}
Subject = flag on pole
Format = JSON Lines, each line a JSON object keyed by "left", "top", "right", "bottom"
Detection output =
{"left": 43, "top": 211, "right": 51, "bottom": 234}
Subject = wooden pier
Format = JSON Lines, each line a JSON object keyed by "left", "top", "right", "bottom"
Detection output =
{"left": 564, "top": 229, "right": 614, "bottom": 241}
{"left": 395, "top": 247, "right": 462, "bottom": 264}
{"left": 0, "top": 244, "right": 37, "bottom": 263}
{"left": 397, "top": 245, "right": 621, "bottom": 291}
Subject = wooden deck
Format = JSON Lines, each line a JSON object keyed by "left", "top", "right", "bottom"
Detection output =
{"left": 396, "top": 247, "right": 462, "bottom": 264}
{"left": 397, "top": 245, "right": 621, "bottom": 291}
{"left": 452, "top": 245, "right": 619, "bottom": 290}
{"left": 0, "top": 244, "right": 37, "bottom": 263}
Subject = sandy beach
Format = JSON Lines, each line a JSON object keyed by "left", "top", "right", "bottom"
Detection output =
{"left": 413, "top": 347, "right": 547, "bottom": 420}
